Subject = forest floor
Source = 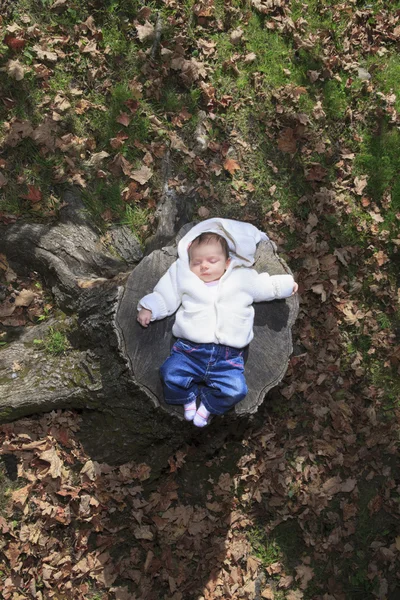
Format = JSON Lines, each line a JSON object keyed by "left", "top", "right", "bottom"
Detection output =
{"left": 1, "top": 0, "right": 400, "bottom": 598}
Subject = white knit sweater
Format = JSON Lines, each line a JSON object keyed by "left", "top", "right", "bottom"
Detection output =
{"left": 138, "top": 218, "right": 295, "bottom": 348}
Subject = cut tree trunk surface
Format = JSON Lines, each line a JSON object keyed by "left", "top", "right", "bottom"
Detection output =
{"left": 116, "top": 224, "right": 299, "bottom": 417}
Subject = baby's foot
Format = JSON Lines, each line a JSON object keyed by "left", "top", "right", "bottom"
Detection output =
{"left": 193, "top": 403, "right": 211, "bottom": 427}
{"left": 184, "top": 399, "right": 197, "bottom": 421}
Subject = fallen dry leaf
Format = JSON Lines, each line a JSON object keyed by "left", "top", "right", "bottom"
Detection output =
{"left": 116, "top": 112, "right": 131, "bottom": 127}
{"left": 51, "top": 0, "right": 68, "bottom": 10}
{"left": 14, "top": 289, "right": 35, "bottom": 307}
{"left": 193, "top": 0, "right": 214, "bottom": 18}
{"left": 4, "top": 59, "right": 28, "bottom": 80}
{"left": 134, "top": 525, "right": 154, "bottom": 540}
{"left": 261, "top": 587, "right": 275, "bottom": 599}
{"left": 223, "top": 158, "right": 241, "bottom": 175}
{"left": 85, "top": 151, "right": 110, "bottom": 168}
{"left": 0, "top": 301, "right": 16, "bottom": 318}
{"left": 198, "top": 206, "right": 210, "bottom": 218}
{"left": 230, "top": 27, "right": 244, "bottom": 45}
{"left": 287, "top": 591, "right": 304, "bottom": 600}
{"left": 39, "top": 448, "right": 63, "bottom": 478}
{"left": 11, "top": 484, "right": 32, "bottom": 508}
{"left": 53, "top": 94, "right": 71, "bottom": 112}
{"left": 354, "top": 175, "right": 368, "bottom": 195}
{"left": 32, "top": 44, "right": 58, "bottom": 62}
{"left": 278, "top": 128, "right": 297, "bottom": 153}
{"left": 243, "top": 52, "right": 257, "bottom": 63}
{"left": 131, "top": 165, "right": 153, "bottom": 185}
{"left": 311, "top": 284, "right": 326, "bottom": 302}
{"left": 4, "top": 35, "right": 27, "bottom": 50}
{"left": 82, "top": 39, "right": 98, "bottom": 55}
{"left": 136, "top": 21, "right": 155, "bottom": 42}
{"left": 80, "top": 460, "right": 101, "bottom": 481}
{"left": 20, "top": 185, "right": 42, "bottom": 203}
{"left": 295, "top": 564, "right": 314, "bottom": 589}
{"left": 306, "top": 163, "right": 328, "bottom": 181}
{"left": 375, "top": 250, "right": 389, "bottom": 266}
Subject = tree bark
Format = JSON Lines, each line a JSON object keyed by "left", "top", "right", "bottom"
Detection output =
{"left": 0, "top": 318, "right": 102, "bottom": 421}
{"left": 0, "top": 187, "right": 143, "bottom": 312}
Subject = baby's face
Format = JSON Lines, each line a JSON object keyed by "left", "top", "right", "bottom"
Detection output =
{"left": 189, "top": 241, "right": 230, "bottom": 283}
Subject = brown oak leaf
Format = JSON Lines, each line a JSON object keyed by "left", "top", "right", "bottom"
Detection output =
{"left": 354, "top": 175, "right": 368, "bottom": 195}
{"left": 4, "top": 35, "right": 26, "bottom": 50}
{"left": 20, "top": 185, "right": 42, "bottom": 203}
{"left": 15, "top": 289, "right": 35, "bottom": 307}
{"left": 4, "top": 59, "right": 28, "bottom": 80}
{"left": 306, "top": 163, "right": 328, "bottom": 181}
{"left": 278, "top": 128, "right": 297, "bottom": 153}
{"left": 136, "top": 21, "right": 155, "bottom": 42}
{"left": 295, "top": 564, "right": 314, "bottom": 590}
{"left": 32, "top": 44, "right": 58, "bottom": 62}
{"left": 223, "top": 158, "right": 241, "bottom": 175}
{"left": 39, "top": 448, "right": 63, "bottom": 478}
{"left": 116, "top": 112, "right": 131, "bottom": 127}
{"left": 131, "top": 165, "right": 153, "bottom": 185}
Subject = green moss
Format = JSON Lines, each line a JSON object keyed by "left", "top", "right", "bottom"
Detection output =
{"left": 0, "top": 408, "right": 13, "bottom": 422}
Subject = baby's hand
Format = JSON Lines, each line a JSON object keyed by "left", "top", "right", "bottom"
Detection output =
{"left": 137, "top": 308, "right": 152, "bottom": 327}
{"left": 291, "top": 282, "right": 298, "bottom": 295}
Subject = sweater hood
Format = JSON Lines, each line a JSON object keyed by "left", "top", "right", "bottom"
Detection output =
{"left": 177, "top": 218, "right": 269, "bottom": 268}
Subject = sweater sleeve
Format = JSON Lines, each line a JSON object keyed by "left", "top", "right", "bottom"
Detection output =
{"left": 251, "top": 271, "right": 295, "bottom": 302}
{"left": 137, "top": 261, "right": 181, "bottom": 321}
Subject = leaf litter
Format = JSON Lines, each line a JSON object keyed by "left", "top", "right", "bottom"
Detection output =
{"left": 1, "top": 0, "right": 400, "bottom": 598}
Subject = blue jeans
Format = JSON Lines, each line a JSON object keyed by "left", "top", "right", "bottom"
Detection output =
{"left": 160, "top": 338, "right": 248, "bottom": 415}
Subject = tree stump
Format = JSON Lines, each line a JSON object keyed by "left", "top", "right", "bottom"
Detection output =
{"left": 116, "top": 224, "right": 299, "bottom": 418}
{"left": 0, "top": 189, "right": 298, "bottom": 469}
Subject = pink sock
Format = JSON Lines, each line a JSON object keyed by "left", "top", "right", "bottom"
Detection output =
{"left": 184, "top": 399, "right": 197, "bottom": 421}
{"left": 193, "top": 402, "right": 211, "bottom": 427}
